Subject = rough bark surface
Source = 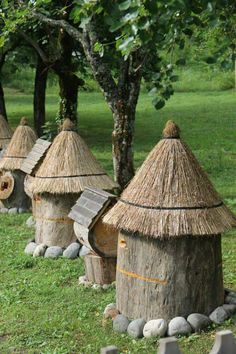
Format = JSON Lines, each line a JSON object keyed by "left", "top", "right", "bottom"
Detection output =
{"left": 84, "top": 254, "right": 116, "bottom": 285}
{"left": 0, "top": 81, "right": 7, "bottom": 120}
{"left": 32, "top": 12, "right": 143, "bottom": 189}
{"left": 116, "top": 232, "right": 224, "bottom": 321}
{"left": 35, "top": 193, "right": 78, "bottom": 247}
{"left": 34, "top": 55, "right": 48, "bottom": 136}
{"left": 1, "top": 171, "right": 31, "bottom": 210}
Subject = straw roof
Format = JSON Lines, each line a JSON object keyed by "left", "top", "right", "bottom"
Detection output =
{"left": 0, "top": 117, "right": 37, "bottom": 171}
{"left": 0, "top": 114, "right": 12, "bottom": 150}
{"left": 27, "top": 118, "right": 117, "bottom": 194}
{"left": 103, "top": 120, "right": 236, "bottom": 238}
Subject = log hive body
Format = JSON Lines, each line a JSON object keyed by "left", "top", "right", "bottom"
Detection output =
{"left": 74, "top": 220, "right": 118, "bottom": 258}
{"left": 116, "top": 232, "right": 224, "bottom": 321}
{"left": 0, "top": 170, "right": 31, "bottom": 209}
{"left": 84, "top": 254, "right": 116, "bottom": 285}
{"left": 35, "top": 193, "right": 78, "bottom": 247}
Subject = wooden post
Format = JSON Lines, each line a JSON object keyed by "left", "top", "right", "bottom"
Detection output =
{"left": 100, "top": 346, "right": 118, "bottom": 354}
{"left": 209, "top": 330, "right": 236, "bottom": 354}
{"left": 157, "top": 337, "right": 181, "bottom": 354}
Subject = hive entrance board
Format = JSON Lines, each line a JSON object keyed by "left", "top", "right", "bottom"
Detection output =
{"left": 21, "top": 138, "right": 51, "bottom": 175}
{"left": 69, "top": 188, "right": 118, "bottom": 258}
{"left": 69, "top": 188, "right": 116, "bottom": 230}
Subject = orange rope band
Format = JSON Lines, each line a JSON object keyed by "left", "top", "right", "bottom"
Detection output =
{"left": 117, "top": 266, "right": 167, "bottom": 285}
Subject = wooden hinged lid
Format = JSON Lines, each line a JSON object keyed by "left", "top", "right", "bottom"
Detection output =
{"left": 21, "top": 138, "right": 52, "bottom": 175}
{"left": 69, "top": 188, "right": 116, "bottom": 230}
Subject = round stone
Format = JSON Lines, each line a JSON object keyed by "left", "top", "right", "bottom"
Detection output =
{"left": 63, "top": 242, "right": 81, "bottom": 259}
{"left": 79, "top": 245, "right": 90, "bottom": 257}
{"left": 24, "top": 242, "right": 37, "bottom": 256}
{"left": 0, "top": 208, "right": 8, "bottom": 214}
{"left": 45, "top": 246, "right": 63, "bottom": 259}
{"left": 223, "top": 304, "right": 236, "bottom": 315}
{"left": 8, "top": 207, "right": 18, "bottom": 214}
{"left": 143, "top": 319, "right": 167, "bottom": 338}
{"left": 209, "top": 306, "right": 229, "bottom": 324}
{"left": 225, "top": 295, "right": 236, "bottom": 305}
{"left": 18, "top": 208, "right": 28, "bottom": 214}
{"left": 33, "top": 244, "right": 47, "bottom": 257}
{"left": 103, "top": 303, "right": 119, "bottom": 320}
{"left": 167, "top": 317, "right": 192, "bottom": 336}
{"left": 113, "top": 314, "right": 130, "bottom": 333}
{"left": 187, "top": 313, "right": 211, "bottom": 331}
{"left": 26, "top": 216, "right": 36, "bottom": 228}
{"left": 127, "top": 318, "right": 146, "bottom": 338}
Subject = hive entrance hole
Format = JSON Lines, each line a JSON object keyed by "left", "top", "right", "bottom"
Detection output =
{"left": 1, "top": 182, "right": 9, "bottom": 191}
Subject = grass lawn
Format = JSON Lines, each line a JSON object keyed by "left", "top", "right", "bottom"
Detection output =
{"left": 0, "top": 89, "right": 236, "bottom": 353}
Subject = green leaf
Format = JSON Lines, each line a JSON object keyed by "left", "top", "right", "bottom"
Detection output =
{"left": 119, "top": 0, "right": 131, "bottom": 11}
{"left": 118, "top": 36, "right": 134, "bottom": 51}
{"left": 176, "top": 58, "right": 186, "bottom": 66}
{"left": 152, "top": 97, "right": 165, "bottom": 110}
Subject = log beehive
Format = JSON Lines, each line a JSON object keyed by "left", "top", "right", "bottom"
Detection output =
{"left": 104, "top": 120, "right": 236, "bottom": 320}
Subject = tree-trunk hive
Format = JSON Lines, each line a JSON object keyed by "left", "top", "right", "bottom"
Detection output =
{"left": 25, "top": 119, "right": 117, "bottom": 248}
{"left": 104, "top": 120, "right": 236, "bottom": 321}
{"left": 0, "top": 117, "right": 37, "bottom": 210}
{"left": 69, "top": 188, "right": 118, "bottom": 284}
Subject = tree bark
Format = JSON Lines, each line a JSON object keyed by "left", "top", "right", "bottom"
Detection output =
{"left": 0, "top": 80, "right": 7, "bottom": 120}
{"left": 33, "top": 55, "right": 48, "bottom": 136}
{"left": 31, "top": 13, "right": 143, "bottom": 189}
{"left": 57, "top": 72, "right": 80, "bottom": 123}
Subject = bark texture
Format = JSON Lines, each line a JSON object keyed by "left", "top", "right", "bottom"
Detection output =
{"left": 35, "top": 193, "right": 78, "bottom": 247}
{"left": 34, "top": 55, "right": 48, "bottom": 136}
{"left": 84, "top": 254, "right": 116, "bottom": 285}
{"left": 116, "top": 232, "right": 224, "bottom": 321}
{"left": 0, "top": 171, "right": 31, "bottom": 210}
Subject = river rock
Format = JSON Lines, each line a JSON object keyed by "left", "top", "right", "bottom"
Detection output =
{"left": 187, "top": 313, "right": 211, "bottom": 331}
{"left": 26, "top": 216, "right": 36, "bottom": 228}
{"left": 33, "top": 244, "right": 47, "bottom": 257}
{"left": 209, "top": 306, "right": 229, "bottom": 324}
{"left": 45, "top": 246, "right": 63, "bottom": 259}
{"left": 222, "top": 304, "right": 236, "bottom": 315}
{"left": 18, "top": 208, "right": 28, "bottom": 214}
{"left": 79, "top": 245, "right": 90, "bottom": 257}
{"left": 113, "top": 315, "right": 130, "bottom": 333}
{"left": 103, "top": 303, "right": 119, "bottom": 319}
{"left": 167, "top": 317, "right": 192, "bottom": 336}
{"left": 0, "top": 208, "right": 8, "bottom": 214}
{"left": 24, "top": 242, "right": 37, "bottom": 255}
{"left": 63, "top": 242, "right": 80, "bottom": 259}
{"left": 143, "top": 319, "right": 167, "bottom": 338}
{"left": 127, "top": 318, "right": 146, "bottom": 338}
{"left": 8, "top": 207, "right": 18, "bottom": 214}
{"left": 225, "top": 295, "right": 236, "bottom": 305}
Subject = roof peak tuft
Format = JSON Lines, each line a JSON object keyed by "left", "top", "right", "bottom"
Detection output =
{"left": 162, "top": 120, "right": 180, "bottom": 139}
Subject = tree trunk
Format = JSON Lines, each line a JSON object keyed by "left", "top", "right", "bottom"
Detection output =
{"left": 0, "top": 80, "right": 7, "bottom": 120}
{"left": 112, "top": 105, "right": 136, "bottom": 189}
{"left": 33, "top": 55, "right": 48, "bottom": 136}
{"left": 58, "top": 72, "right": 79, "bottom": 123}
{"left": 116, "top": 232, "right": 224, "bottom": 321}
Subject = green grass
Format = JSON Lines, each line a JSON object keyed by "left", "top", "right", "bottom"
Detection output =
{"left": 1, "top": 89, "right": 236, "bottom": 353}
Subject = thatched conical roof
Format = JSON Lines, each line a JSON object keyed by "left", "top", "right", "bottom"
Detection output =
{"left": 0, "top": 114, "right": 12, "bottom": 150}
{"left": 27, "top": 118, "right": 117, "bottom": 194}
{"left": 0, "top": 117, "right": 37, "bottom": 171}
{"left": 103, "top": 120, "right": 236, "bottom": 238}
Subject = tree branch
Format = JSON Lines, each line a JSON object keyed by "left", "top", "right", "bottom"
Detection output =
{"left": 17, "top": 30, "right": 49, "bottom": 63}
{"left": 31, "top": 11, "right": 119, "bottom": 112}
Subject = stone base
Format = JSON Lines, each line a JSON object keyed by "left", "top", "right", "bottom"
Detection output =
{"left": 106, "top": 289, "right": 236, "bottom": 339}
{"left": 24, "top": 240, "right": 81, "bottom": 260}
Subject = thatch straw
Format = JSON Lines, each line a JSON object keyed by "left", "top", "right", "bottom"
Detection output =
{"left": 0, "top": 118, "right": 37, "bottom": 171}
{"left": 27, "top": 119, "right": 117, "bottom": 194}
{"left": 0, "top": 114, "right": 12, "bottom": 150}
{"left": 103, "top": 120, "right": 236, "bottom": 238}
